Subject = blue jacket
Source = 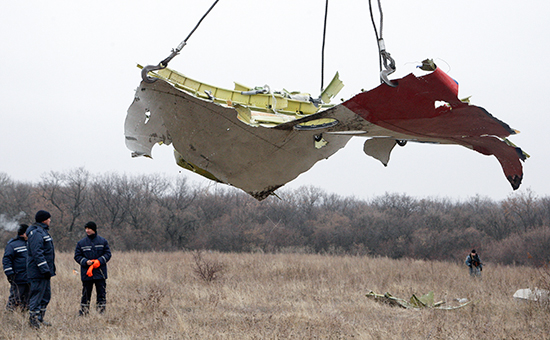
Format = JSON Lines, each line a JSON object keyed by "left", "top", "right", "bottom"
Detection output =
{"left": 26, "top": 223, "right": 56, "bottom": 279}
{"left": 2, "top": 236, "right": 28, "bottom": 284}
{"left": 465, "top": 254, "right": 483, "bottom": 270}
{"left": 74, "top": 233, "right": 111, "bottom": 281}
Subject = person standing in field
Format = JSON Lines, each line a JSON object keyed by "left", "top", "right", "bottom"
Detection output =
{"left": 2, "top": 224, "right": 30, "bottom": 311}
{"left": 26, "top": 210, "right": 56, "bottom": 329}
{"left": 465, "top": 249, "right": 483, "bottom": 277}
{"left": 74, "top": 221, "right": 111, "bottom": 315}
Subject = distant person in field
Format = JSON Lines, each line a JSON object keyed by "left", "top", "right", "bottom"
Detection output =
{"left": 465, "top": 249, "right": 483, "bottom": 277}
{"left": 2, "top": 224, "right": 30, "bottom": 311}
{"left": 26, "top": 210, "right": 56, "bottom": 329}
{"left": 74, "top": 221, "right": 111, "bottom": 315}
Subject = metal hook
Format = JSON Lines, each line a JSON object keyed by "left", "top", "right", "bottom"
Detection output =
{"left": 376, "top": 39, "right": 397, "bottom": 87}
{"left": 380, "top": 50, "right": 397, "bottom": 87}
{"left": 141, "top": 64, "right": 164, "bottom": 83}
{"left": 141, "top": 42, "right": 187, "bottom": 83}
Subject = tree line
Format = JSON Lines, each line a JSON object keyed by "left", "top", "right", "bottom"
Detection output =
{"left": 1, "top": 168, "right": 549, "bottom": 267}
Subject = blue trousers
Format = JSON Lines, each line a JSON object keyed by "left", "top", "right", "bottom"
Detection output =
{"left": 28, "top": 278, "right": 51, "bottom": 313}
{"left": 6, "top": 282, "right": 30, "bottom": 311}
{"left": 469, "top": 266, "right": 482, "bottom": 277}
{"left": 80, "top": 279, "right": 106, "bottom": 314}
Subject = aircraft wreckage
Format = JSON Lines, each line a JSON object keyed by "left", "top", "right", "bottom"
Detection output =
{"left": 125, "top": 61, "right": 528, "bottom": 200}
{"left": 365, "top": 290, "right": 471, "bottom": 310}
{"left": 125, "top": 1, "right": 528, "bottom": 200}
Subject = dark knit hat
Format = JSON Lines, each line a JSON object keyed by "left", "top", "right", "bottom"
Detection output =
{"left": 17, "top": 224, "right": 29, "bottom": 235}
{"left": 35, "top": 210, "right": 51, "bottom": 223}
{"left": 84, "top": 221, "right": 97, "bottom": 232}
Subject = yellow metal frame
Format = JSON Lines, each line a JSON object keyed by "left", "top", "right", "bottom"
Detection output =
{"left": 140, "top": 65, "right": 321, "bottom": 116}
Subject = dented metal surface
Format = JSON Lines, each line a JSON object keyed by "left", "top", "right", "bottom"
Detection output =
{"left": 125, "top": 63, "right": 527, "bottom": 200}
{"left": 125, "top": 76, "right": 352, "bottom": 200}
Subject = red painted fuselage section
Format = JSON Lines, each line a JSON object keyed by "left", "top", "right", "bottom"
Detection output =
{"left": 343, "top": 68, "right": 524, "bottom": 189}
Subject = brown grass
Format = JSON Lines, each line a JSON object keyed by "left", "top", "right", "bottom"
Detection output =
{"left": 1, "top": 251, "right": 549, "bottom": 339}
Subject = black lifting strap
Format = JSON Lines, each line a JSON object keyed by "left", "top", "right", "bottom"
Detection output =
{"left": 142, "top": 0, "right": 221, "bottom": 83}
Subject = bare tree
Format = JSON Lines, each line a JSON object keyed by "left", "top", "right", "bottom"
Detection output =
{"left": 88, "top": 173, "right": 125, "bottom": 230}
{"left": 153, "top": 176, "right": 200, "bottom": 249}
{"left": 64, "top": 168, "right": 89, "bottom": 231}
{"left": 371, "top": 192, "right": 418, "bottom": 219}
{"left": 0, "top": 173, "right": 34, "bottom": 220}
{"left": 38, "top": 170, "right": 66, "bottom": 222}
{"left": 38, "top": 168, "right": 89, "bottom": 231}
{"left": 502, "top": 188, "right": 542, "bottom": 233}
{"left": 191, "top": 250, "right": 225, "bottom": 283}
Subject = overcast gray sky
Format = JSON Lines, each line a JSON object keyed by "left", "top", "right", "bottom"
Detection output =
{"left": 1, "top": 0, "right": 548, "bottom": 201}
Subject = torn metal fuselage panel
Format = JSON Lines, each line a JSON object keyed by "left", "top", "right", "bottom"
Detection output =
{"left": 275, "top": 66, "right": 527, "bottom": 190}
{"left": 125, "top": 70, "right": 351, "bottom": 200}
{"left": 341, "top": 67, "right": 527, "bottom": 189}
{"left": 125, "top": 63, "right": 527, "bottom": 200}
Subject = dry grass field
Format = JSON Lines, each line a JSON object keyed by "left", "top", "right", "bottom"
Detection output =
{"left": 1, "top": 251, "right": 549, "bottom": 339}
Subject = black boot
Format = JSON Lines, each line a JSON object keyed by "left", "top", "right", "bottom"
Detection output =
{"left": 29, "top": 311, "right": 41, "bottom": 329}
{"left": 79, "top": 303, "right": 90, "bottom": 316}
{"left": 97, "top": 303, "right": 106, "bottom": 314}
{"left": 39, "top": 308, "right": 52, "bottom": 327}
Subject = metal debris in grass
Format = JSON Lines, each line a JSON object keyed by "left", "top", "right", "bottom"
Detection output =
{"left": 366, "top": 290, "right": 471, "bottom": 310}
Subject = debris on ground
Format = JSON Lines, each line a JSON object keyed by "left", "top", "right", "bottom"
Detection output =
{"left": 366, "top": 291, "right": 471, "bottom": 310}
{"left": 513, "top": 288, "right": 550, "bottom": 302}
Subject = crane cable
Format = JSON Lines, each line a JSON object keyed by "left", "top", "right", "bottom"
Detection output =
{"left": 368, "top": 0, "right": 397, "bottom": 87}
{"left": 142, "top": 0, "right": 395, "bottom": 89}
{"left": 141, "top": 0, "right": 221, "bottom": 83}
{"left": 320, "top": 0, "right": 329, "bottom": 92}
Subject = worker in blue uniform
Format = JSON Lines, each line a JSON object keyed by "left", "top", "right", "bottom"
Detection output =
{"left": 2, "top": 224, "right": 30, "bottom": 311}
{"left": 74, "top": 221, "right": 112, "bottom": 315}
{"left": 26, "top": 210, "right": 56, "bottom": 329}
